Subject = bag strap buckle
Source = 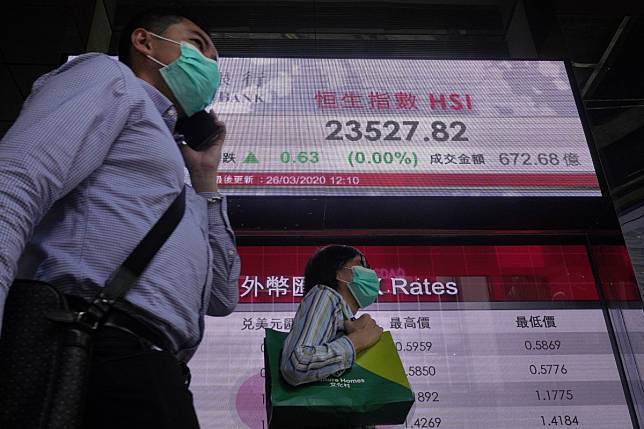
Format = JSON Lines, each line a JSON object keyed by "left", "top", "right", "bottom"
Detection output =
{"left": 74, "top": 296, "right": 115, "bottom": 331}
{"left": 74, "top": 311, "right": 101, "bottom": 331}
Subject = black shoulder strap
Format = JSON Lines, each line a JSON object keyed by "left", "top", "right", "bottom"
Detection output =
{"left": 57, "top": 188, "right": 187, "bottom": 330}
{"left": 99, "top": 188, "right": 186, "bottom": 302}
{"left": 45, "top": 188, "right": 187, "bottom": 330}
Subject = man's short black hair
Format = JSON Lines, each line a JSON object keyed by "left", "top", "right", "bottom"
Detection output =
{"left": 303, "top": 245, "right": 368, "bottom": 296}
{"left": 118, "top": 8, "right": 209, "bottom": 66}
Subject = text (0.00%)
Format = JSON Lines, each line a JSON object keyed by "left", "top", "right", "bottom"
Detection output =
{"left": 347, "top": 151, "right": 419, "bottom": 168}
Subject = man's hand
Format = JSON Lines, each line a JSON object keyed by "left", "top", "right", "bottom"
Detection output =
{"left": 180, "top": 112, "right": 226, "bottom": 193}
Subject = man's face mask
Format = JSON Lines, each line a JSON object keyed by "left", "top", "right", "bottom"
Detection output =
{"left": 146, "top": 32, "right": 221, "bottom": 117}
{"left": 338, "top": 265, "right": 381, "bottom": 308}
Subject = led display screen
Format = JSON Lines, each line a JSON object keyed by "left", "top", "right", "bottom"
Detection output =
{"left": 212, "top": 58, "right": 600, "bottom": 197}
{"left": 189, "top": 245, "right": 634, "bottom": 428}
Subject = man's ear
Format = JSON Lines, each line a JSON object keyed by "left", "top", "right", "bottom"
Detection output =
{"left": 131, "top": 28, "right": 154, "bottom": 57}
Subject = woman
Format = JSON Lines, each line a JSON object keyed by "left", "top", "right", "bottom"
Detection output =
{"left": 280, "top": 245, "right": 384, "bottom": 428}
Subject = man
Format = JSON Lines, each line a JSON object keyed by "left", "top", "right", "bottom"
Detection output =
{"left": 0, "top": 9, "right": 239, "bottom": 428}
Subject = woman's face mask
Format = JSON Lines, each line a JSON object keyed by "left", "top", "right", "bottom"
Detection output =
{"left": 146, "top": 32, "right": 221, "bottom": 117}
{"left": 337, "top": 265, "right": 381, "bottom": 308}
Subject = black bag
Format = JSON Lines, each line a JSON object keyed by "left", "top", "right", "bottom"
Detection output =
{"left": 0, "top": 188, "right": 186, "bottom": 429}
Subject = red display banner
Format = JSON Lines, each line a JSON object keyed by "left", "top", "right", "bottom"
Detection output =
{"left": 218, "top": 172, "right": 599, "bottom": 189}
{"left": 237, "top": 245, "right": 599, "bottom": 303}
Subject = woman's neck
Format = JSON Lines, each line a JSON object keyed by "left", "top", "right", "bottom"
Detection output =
{"left": 337, "top": 284, "right": 359, "bottom": 314}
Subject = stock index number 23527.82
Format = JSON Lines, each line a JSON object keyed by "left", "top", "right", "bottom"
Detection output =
{"left": 325, "top": 120, "right": 468, "bottom": 142}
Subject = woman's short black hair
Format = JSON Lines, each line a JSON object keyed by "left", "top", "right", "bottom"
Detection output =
{"left": 303, "top": 245, "right": 367, "bottom": 296}
{"left": 117, "top": 8, "right": 209, "bottom": 67}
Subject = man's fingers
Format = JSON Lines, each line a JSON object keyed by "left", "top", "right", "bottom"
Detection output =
{"left": 212, "top": 121, "right": 227, "bottom": 143}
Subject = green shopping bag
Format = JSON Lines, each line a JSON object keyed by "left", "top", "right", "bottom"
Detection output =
{"left": 264, "top": 329, "right": 415, "bottom": 428}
